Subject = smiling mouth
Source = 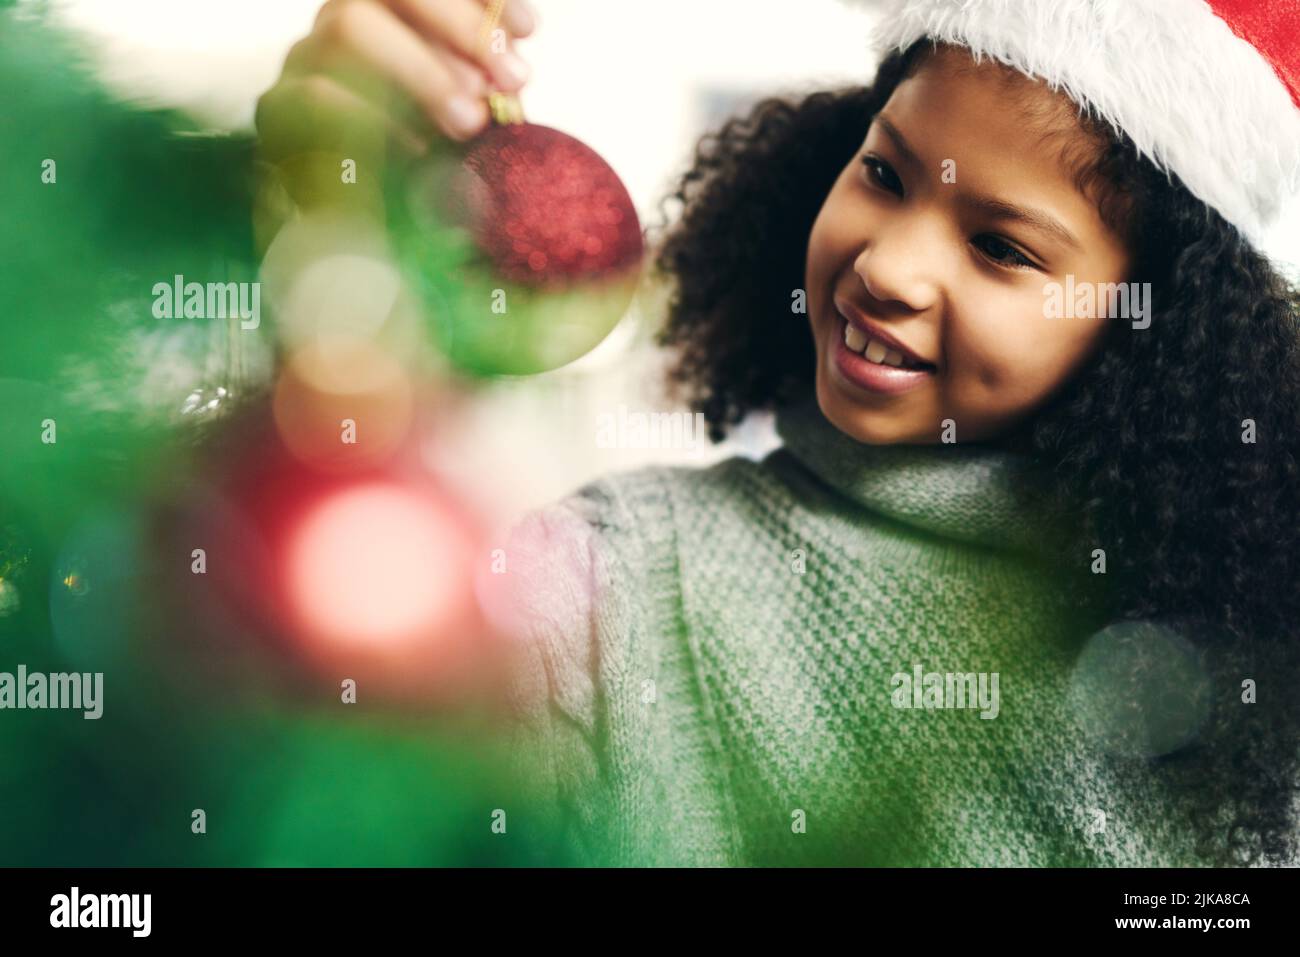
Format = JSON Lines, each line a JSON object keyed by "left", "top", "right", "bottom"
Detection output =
{"left": 836, "top": 310, "right": 936, "bottom": 372}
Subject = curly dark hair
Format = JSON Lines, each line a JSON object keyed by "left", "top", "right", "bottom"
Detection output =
{"left": 650, "top": 40, "right": 1300, "bottom": 866}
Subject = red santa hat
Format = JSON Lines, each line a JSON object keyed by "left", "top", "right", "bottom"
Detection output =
{"left": 874, "top": 0, "right": 1300, "bottom": 248}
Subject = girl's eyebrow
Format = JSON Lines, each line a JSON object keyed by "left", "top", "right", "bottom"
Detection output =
{"left": 872, "top": 114, "right": 922, "bottom": 171}
{"left": 959, "top": 195, "right": 1081, "bottom": 251}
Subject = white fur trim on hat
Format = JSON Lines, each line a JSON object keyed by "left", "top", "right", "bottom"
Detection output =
{"left": 874, "top": 0, "right": 1300, "bottom": 247}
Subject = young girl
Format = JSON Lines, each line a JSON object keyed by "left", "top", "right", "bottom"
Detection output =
{"left": 260, "top": 0, "right": 1300, "bottom": 866}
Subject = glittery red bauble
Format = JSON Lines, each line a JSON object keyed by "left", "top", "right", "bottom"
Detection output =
{"left": 449, "top": 122, "right": 643, "bottom": 288}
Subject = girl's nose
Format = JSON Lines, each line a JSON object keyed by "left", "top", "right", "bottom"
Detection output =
{"left": 852, "top": 225, "right": 942, "bottom": 315}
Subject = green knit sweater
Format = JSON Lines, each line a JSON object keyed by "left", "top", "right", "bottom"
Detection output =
{"left": 502, "top": 395, "right": 1226, "bottom": 866}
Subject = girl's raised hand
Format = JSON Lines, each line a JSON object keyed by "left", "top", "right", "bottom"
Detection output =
{"left": 256, "top": 0, "right": 537, "bottom": 164}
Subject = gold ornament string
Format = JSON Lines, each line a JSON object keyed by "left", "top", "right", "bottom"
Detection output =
{"left": 478, "top": 0, "right": 526, "bottom": 125}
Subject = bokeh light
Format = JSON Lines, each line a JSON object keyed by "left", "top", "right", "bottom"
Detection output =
{"left": 1066, "top": 619, "right": 1214, "bottom": 759}
{"left": 286, "top": 482, "right": 473, "bottom": 654}
{"left": 272, "top": 337, "right": 415, "bottom": 473}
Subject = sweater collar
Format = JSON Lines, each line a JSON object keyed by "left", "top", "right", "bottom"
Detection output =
{"left": 773, "top": 394, "right": 1070, "bottom": 559}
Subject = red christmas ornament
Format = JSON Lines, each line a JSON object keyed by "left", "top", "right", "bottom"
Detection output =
{"left": 448, "top": 94, "right": 644, "bottom": 290}
{"left": 407, "top": 92, "right": 646, "bottom": 375}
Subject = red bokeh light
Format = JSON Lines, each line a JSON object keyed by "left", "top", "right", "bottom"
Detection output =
{"left": 287, "top": 482, "right": 471, "bottom": 653}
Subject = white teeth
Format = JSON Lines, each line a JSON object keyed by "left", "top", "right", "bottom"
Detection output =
{"left": 842, "top": 317, "right": 927, "bottom": 369}
{"left": 864, "top": 339, "right": 888, "bottom": 363}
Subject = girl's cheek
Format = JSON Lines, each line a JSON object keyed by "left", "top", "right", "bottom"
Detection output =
{"left": 947, "top": 318, "right": 1098, "bottom": 421}
{"left": 944, "top": 306, "right": 1009, "bottom": 382}
{"left": 944, "top": 308, "right": 1051, "bottom": 407}
{"left": 805, "top": 201, "right": 841, "bottom": 297}
{"left": 818, "top": 173, "right": 876, "bottom": 261}
{"left": 807, "top": 198, "right": 861, "bottom": 320}
{"left": 945, "top": 360, "right": 1044, "bottom": 430}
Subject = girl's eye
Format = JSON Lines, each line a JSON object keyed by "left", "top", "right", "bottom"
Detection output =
{"left": 972, "top": 234, "right": 1039, "bottom": 271}
{"left": 861, "top": 155, "right": 902, "bottom": 196}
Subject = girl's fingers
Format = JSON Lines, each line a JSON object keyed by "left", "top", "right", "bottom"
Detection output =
{"left": 390, "top": 0, "right": 531, "bottom": 92}
{"left": 256, "top": 72, "right": 428, "bottom": 163}
{"left": 443, "top": 52, "right": 490, "bottom": 102}
{"left": 496, "top": 0, "right": 538, "bottom": 39}
{"left": 299, "top": 0, "right": 490, "bottom": 140}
